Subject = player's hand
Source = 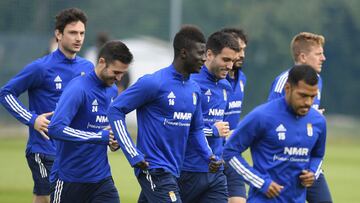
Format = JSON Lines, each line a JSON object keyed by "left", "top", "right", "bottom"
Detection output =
{"left": 108, "top": 130, "right": 120, "bottom": 152}
{"left": 226, "top": 130, "right": 234, "bottom": 140}
{"left": 214, "top": 121, "right": 230, "bottom": 138}
{"left": 265, "top": 181, "right": 284, "bottom": 198}
{"left": 208, "top": 155, "right": 223, "bottom": 173}
{"left": 299, "top": 170, "right": 315, "bottom": 187}
{"left": 135, "top": 160, "right": 149, "bottom": 171}
{"left": 34, "top": 111, "right": 54, "bottom": 140}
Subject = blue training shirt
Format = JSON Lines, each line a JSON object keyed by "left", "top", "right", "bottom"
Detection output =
{"left": 0, "top": 49, "right": 93, "bottom": 156}
{"left": 225, "top": 69, "right": 247, "bottom": 130}
{"left": 108, "top": 64, "right": 213, "bottom": 177}
{"left": 267, "top": 69, "right": 323, "bottom": 109}
{"left": 223, "top": 97, "right": 326, "bottom": 203}
{"left": 48, "top": 70, "right": 117, "bottom": 183}
{"left": 182, "top": 66, "right": 230, "bottom": 172}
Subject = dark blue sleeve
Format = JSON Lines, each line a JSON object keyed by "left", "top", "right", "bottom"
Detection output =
{"left": 309, "top": 116, "right": 327, "bottom": 179}
{"left": 48, "top": 80, "right": 109, "bottom": 144}
{"left": 0, "top": 62, "right": 44, "bottom": 127}
{"left": 108, "top": 75, "right": 157, "bottom": 167}
{"left": 188, "top": 92, "right": 213, "bottom": 161}
{"left": 223, "top": 110, "right": 273, "bottom": 194}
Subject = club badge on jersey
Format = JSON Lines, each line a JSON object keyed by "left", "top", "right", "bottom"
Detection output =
{"left": 169, "top": 191, "right": 177, "bottom": 202}
{"left": 223, "top": 89, "right": 227, "bottom": 101}
{"left": 240, "top": 80, "right": 244, "bottom": 92}
{"left": 307, "top": 123, "right": 313, "bottom": 137}
{"left": 192, "top": 92, "right": 197, "bottom": 105}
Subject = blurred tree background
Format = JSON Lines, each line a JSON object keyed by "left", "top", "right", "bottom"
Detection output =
{"left": 0, "top": 0, "right": 359, "bottom": 118}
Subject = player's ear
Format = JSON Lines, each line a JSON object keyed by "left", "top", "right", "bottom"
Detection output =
{"left": 298, "top": 52, "right": 307, "bottom": 64}
{"left": 285, "top": 82, "right": 291, "bottom": 95}
{"left": 97, "top": 57, "right": 106, "bottom": 68}
{"left": 55, "top": 29, "right": 61, "bottom": 41}
{"left": 180, "top": 48, "right": 187, "bottom": 59}
{"left": 206, "top": 49, "right": 214, "bottom": 61}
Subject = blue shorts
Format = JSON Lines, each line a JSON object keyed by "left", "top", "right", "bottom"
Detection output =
{"left": 50, "top": 176, "right": 119, "bottom": 203}
{"left": 26, "top": 152, "right": 55, "bottom": 195}
{"left": 224, "top": 164, "right": 247, "bottom": 198}
{"left": 306, "top": 173, "right": 333, "bottom": 203}
{"left": 178, "top": 171, "right": 228, "bottom": 203}
{"left": 137, "top": 168, "right": 181, "bottom": 203}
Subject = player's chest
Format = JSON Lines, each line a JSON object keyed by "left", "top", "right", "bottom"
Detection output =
{"left": 264, "top": 120, "right": 320, "bottom": 148}
{"left": 43, "top": 65, "right": 92, "bottom": 93}
{"left": 78, "top": 89, "right": 112, "bottom": 124}
{"left": 155, "top": 82, "right": 198, "bottom": 114}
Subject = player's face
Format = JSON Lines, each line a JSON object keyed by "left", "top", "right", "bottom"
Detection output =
{"left": 207, "top": 47, "right": 237, "bottom": 79}
{"left": 233, "top": 39, "right": 247, "bottom": 69}
{"left": 100, "top": 59, "right": 129, "bottom": 87}
{"left": 184, "top": 42, "right": 206, "bottom": 74}
{"left": 300, "top": 45, "right": 326, "bottom": 73}
{"left": 285, "top": 80, "right": 318, "bottom": 116}
{"left": 56, "top": 21, "right": 85, "bottom": 57}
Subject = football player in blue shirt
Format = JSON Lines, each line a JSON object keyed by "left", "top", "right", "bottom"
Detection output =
{"left": 108, "top": 25, "right": 217, "bottom": 203}
{"left": 221, "top": 27, "right": 248, "bottom": 203}
{"left": 48, "top": 40, "right": 132, "bottom": 203}
{"left": 178, "top": 31, "right": 239, "bottom": 203}
{"left": 224, "top": 65, "right": 327, "bottom": 203}
{"left": 267, "top": 32, "right": 332, "bottom": 203}
{"left": 0, "top": 8, "right": 91, "bottom": 203}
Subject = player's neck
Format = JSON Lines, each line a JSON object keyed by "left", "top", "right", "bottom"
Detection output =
{"left": 228, "top": 70, "right": 236, "bottom": 79}
{"left": 58, "top": 45, "right": 77, "bottom": 59}
{"left": 173, "top": 59, "right": 190, "bottom": 78}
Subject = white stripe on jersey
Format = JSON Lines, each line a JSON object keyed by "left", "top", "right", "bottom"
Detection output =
{"left": 203, "top": 128, "right": 213, "bottom": 136}
{"left": 229, "top": 156, "right": 265, "bottom": 189}
{"left": 114, "top": 120, "right": 138, "bottom": 158}
{"left": 274, "top": 72, "right": 289, "bottom": 93}
{"left": 4, "top": 94, "right": 32, "bottom": 121}
{"left": 53, "top": 179, "right": 63, "bottom": 203}
{"left": 63, "top": 127, "right": 102, "bottom": 140}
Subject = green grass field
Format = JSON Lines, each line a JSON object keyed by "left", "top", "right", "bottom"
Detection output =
{"left": 0, "top": 122, "right": 359, "bottom": 202}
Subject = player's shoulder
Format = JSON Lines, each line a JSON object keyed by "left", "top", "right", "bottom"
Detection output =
{"left": 307, "top": 108, "right": 326, "bottom": 123}
{"left": 252, "top": 98, "right": 283, "bottom": 118}
{"left": 274, "top": 69, "right": 289, "bottom": 81}
{"left": 76, "top": 55, "right": 94, "bottom": 66}
{"left": 219, "top": 78, "right": 232, "bottom": 91}
{"left": 188, "top": 78, "right": 201, "bottom": 92}
{"left": 67, "top": 74, "right": 88, "bottom": 90}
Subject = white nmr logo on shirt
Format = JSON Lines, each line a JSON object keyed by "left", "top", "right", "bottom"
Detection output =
{"left": 96, "top": 115, "right": 108, "bottom": 123}
{"left": 283, "top": 147, "right": 309, "bottom": 156}
{"left": 173, "top": 112, "right": 192, "bottom": 120}
{"left": 208, "top": 109, "right": 224, "bottom": 116}
{"left": 228, "top": 101, "right": 242, "bottom": 109}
